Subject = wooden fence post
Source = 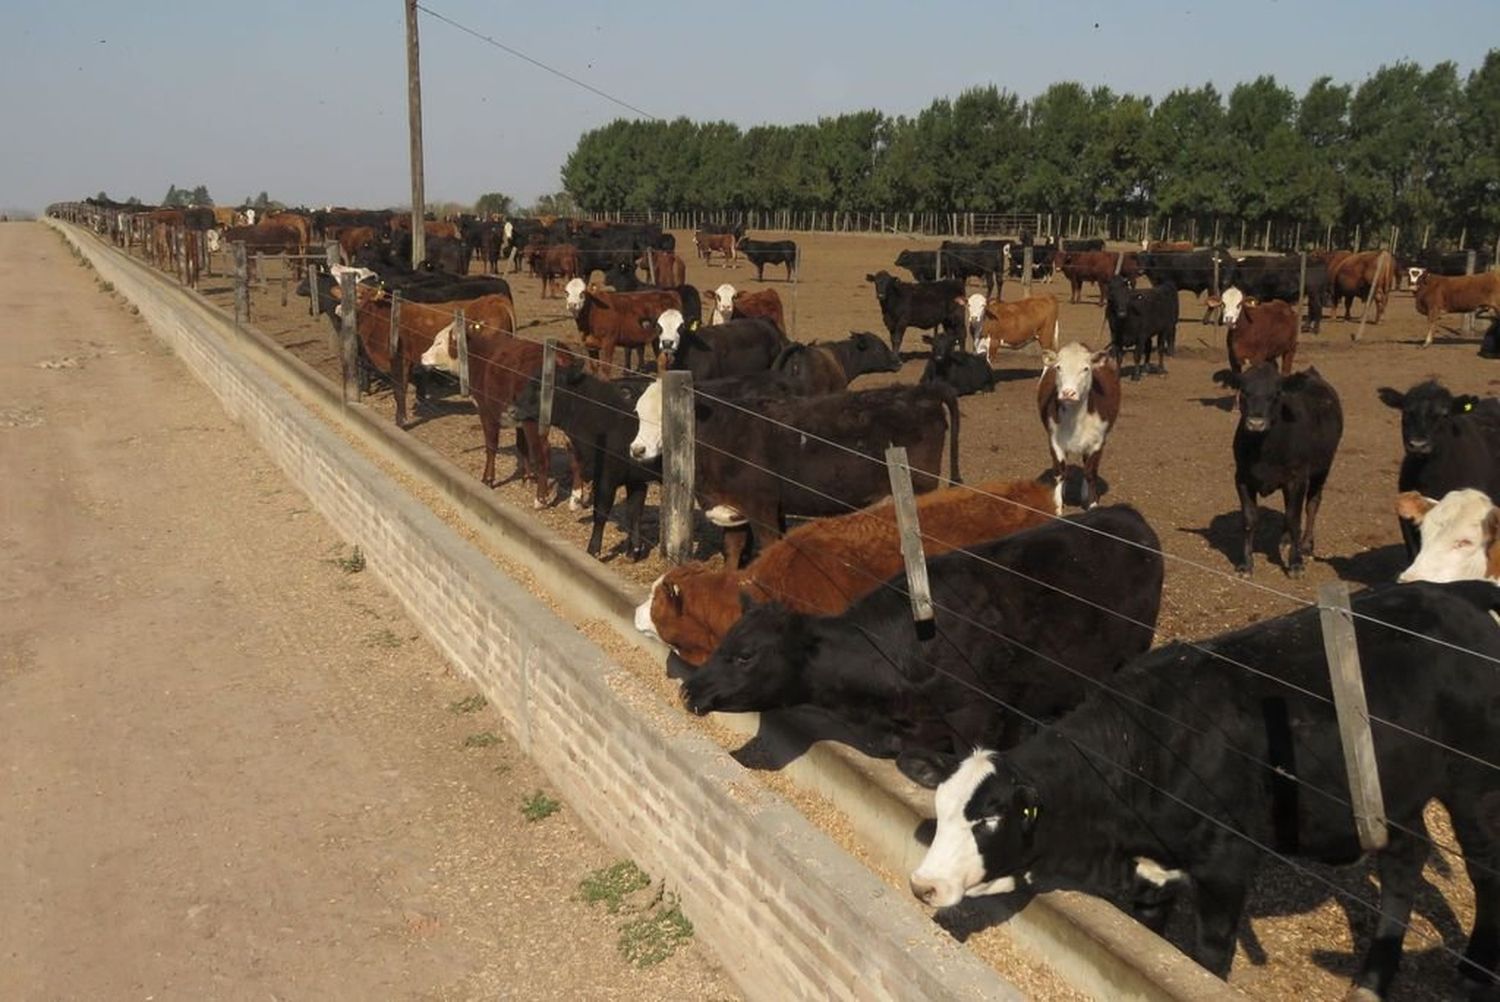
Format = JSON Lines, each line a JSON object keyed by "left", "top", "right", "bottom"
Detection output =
{"left": 538, "top": 338, "right": 558, "bottom": 439}
{"left": 280, "top": 255, "right": 289, "bottom": 307}
{"left": 1022, "top": 245, "right": 1034, "bottom": 299}
{"left": 388, "top": 291, "right": 402, "bottom": 357}
{"left": 1465, "top": 250, "right": 1478, "bottom": 335}
{"left": 1297, "top": 252, "right": 1308, "bottom": 308}
{"left": 1317, "top": 582, "right": 1389, "bottom": 852}
{"left": 884, "top": 446, "right": 935, "bottom": 627}
{"left": 1239, "top": 219, "right": 1247, "bottom": 251}
{"left": 661, "top": 370, "right": 696, "bottom": 563}
{"left": 233, "top": 242, "right": 248, "bottom": 326}
{"left": 1263, "top": 218, "right": 1272, "bottom": 252}
{"left": 454, "top": 307, "right": 469, "bottom": 397}
{"left": 338, "top": 271, "right": 358, "bottom": 404}
{"left": 1354, "top": 251, "right": 1388, "bottom": 343}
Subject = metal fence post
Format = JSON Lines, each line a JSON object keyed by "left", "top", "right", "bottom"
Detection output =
{"left": 1317, "top": 582, "right": 1388, "bottom": 852}
{"left": 233, "top": 242, "right": 248, "bottom": 326}
{"left": 661, "top": 370, "right": 696, "bottom": 564}
{"left": 885, "top": 446, "right": 934, "bottom": 628}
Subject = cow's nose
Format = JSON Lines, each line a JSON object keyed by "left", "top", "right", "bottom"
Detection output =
{"left": 630, "top": 445, "right": 645, "bottom": 460}
{"left": 909, "top": 876, "right": 941, "bottom": 906}
{"left": 1245, "top": 417, "right": 1269, "bottom": 432}
{"left": 1407, "top": 438, "right": 1431, "bottom": 454}
{"left": 1059, "top": 390, "right": 1078, "bottom": 402}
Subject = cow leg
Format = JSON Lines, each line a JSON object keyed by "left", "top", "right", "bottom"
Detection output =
{"left": 1398, "top": 516, "right": 1420, "bottom": 561}
{"left": 568, "top": 438, "right": 591, "bottom": 511}
{"left": 522, "top": 422, "right": 551, "bottom": 508}
{"left": 1280, "top": 479, "right": 1309, "bottom": 578}
{"left": 623, "top": 482, "right": 650, "bottom": 561}
{"left": 587, "top": 458, "right": 616, "bottom": 558}
{"left": 479, "top": 414, "right": 500, "bottom": 487}
{"left": 1236, "top": 478, "right": 1259, "bottom": 576}
{"left": 392, "top": 349, "right": 408, "bottom": 428}
{"left": 1082, "top": 447, "right": 1106, "bottom": 509}
{"left": 1186, "top": 861, "right": 1251, "bottom": 978}
{"left": 1302, "top": 470, "right": 1330, "bottom": 557}
{"left": 887, "top": 321, "right": 904, "bottom": 355}
{"left": 1424, "top": 315, "right": 1440, "bottom": 349}
{"left": 721, "top": 526, "right": 750, "bottom": 570}
{"left": 1132, "top": 339, "right": 1144, "bottom": 382}
{"left": 1351, "top": 826, "right": 1430, "bottom": 999}
{"left": 1280, "top": 345, "right": 1296, "bottom": 376}
{"left": 1447, "top": 799, "right": 1500, "bottom": 986}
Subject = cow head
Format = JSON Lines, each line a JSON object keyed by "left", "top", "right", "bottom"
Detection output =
{"left": 629, "top": 378, "right": 664, "bottom": 461}
{"left": 709, "top": 283, "right": 736, "bottom": 324}
{"left": 1041, "top": 342, "right": 1108, "bottom": 405}
{"left": 205, "top": 228, "right": 222, "bottom": 253}
{"left": 964, "top": 293, "right": 989, "bottom": 341}
{"left": 865, "top": 271, "right": 896, "bottom": 302}
{"left": 562, "top": 277, "right": 587, "bottom": 315}
{"left": 1220, "top": 287, "right": 1246, "bottom": 325}
{"left": 1407, "top": 266, "right": 1427, "bottom": 288}
{"left": 1214, "top": 362, "right": 1285, "bottom": 434}
{"left": 419, "top": 321, "right": 459, "bottom": 372}
{"left": 905, "top": 749, "right": 1042, "bottom": 909}
{"left": 1105, "top": 275, "right": 1134, "bottom": 319}
{"left": 1396, "top": 489, "right": 1500, "bottom": 584}
{"left": 1376, "top": 380, "right": 1478, "bottom": 456}
{"left": 646, "top": 308, "right": 698, "bottom": 366}
{"left": 635, "top": 565, "right": 750, "bottom": 667}
{"left": 923, "top": 330, "right": 963, "bottom": 364}
{"left": 844, "top": 331, "right": 902, "bottom": 374}
{"left": 679, "top": 601, "right": 811, "bottom": 716}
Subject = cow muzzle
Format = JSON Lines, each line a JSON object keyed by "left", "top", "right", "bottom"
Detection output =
{"left": 1244, "top": 417, "right": 1269, "bottom": 433}
{"left": 1405, "top": 438, "right": 1432, "bottom": 455}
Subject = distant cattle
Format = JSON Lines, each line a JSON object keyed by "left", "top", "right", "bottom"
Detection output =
{"left": 866, "top": 271, "right": 965, "bottom": 354}
{"left": 706, "top": 284, "right": 785, "bottom": 331}
{"left": 636, "top": 477, "right": 1061, "bottom": 666}
{"left": 682, "top": 504, "right": 1163, "bottom": 763}
{"left": 1058, "top": 238, "right": 1105, "bottom": 253}
{"left": 1039, "top": 343, "right": 1121, "bottom": 509}
{"left": 737, "top": 238, "right": 798, "bottom": 281}
{"left": 1003, "top": 242, "right": 1057, "bottom": 281}
{"left": 1225, "top": 297, "right": 1298, "bottom": 375}
{"left": 655, "top": 313, "right": 787, "bottom": 382}
{"left": 693, "top": 230, "right": 736, "bottom": 266}
{"left": 1138, "top": 249, "right": 1229, "bottom": 319}
{"left": 539, "top": 244, "right": 580, "bottom": 298}
{"left": 1105, "top": 276, "right": 1177, "bottom": 379}
{"left": 1376, "top": 380, "right": 1500, "bottom": 556}
{"left": 637, "top": 249, "right": 686, "bottom": 287}
{"left": 1142, "top": 239, "right": 1194, "bottom": 252}
{"left": 772, "top": 331, "right": 901, "bottom": 391}
{"left": 572, "top": 288, "right": 683, "bottom": 373}
{"left": 937, "top": 240, "right": 1004, "bottom": 298}
{"left": 1214, "top": 364, "right": 1343, "bottom": 577}
{"left": 905, "top": 579, "right": 1500, "bottom": 999}
{"left": 1414, "top": 271, "right": 1500, "bottom": 347}
{"left": 1328, "top": 250, "right": 1393, "bottom": 323}
{"left": 968, "top": 294, "right": 1060, "bottom": 362}
{"left": 1220, "top": 254, "right": 1327, "bottom": 334}
{"left": 630, "top": 381, "right": 961, "bottom": 566}
{"left": 895, "top": 249, "right": 937, "bottom": 282}
{"left": 422, "top": 235, "right": 469, "bottom": 276}
{"left": 920, "top": 330, "right": 996, "bottom": 396}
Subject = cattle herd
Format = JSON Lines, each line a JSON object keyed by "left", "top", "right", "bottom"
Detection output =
{"left": 50, "top": 196, "right": 1500, "bottom": 999}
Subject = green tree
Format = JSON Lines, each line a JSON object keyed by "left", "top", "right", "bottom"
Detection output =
{"left": 162, "top": 184, "right": 183, "bottom": 207}
{"left": 189, "top": 184, "right": 213, "bottom": 206}
{"left": 474, "top": 192, "right": 512, "bottom": 217}
{"left": 1450, "top": 50, "right": 1500, "bottom": 241}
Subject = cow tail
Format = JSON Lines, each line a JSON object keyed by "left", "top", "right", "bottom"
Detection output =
{"left": 941, "top": 383, "right": 962, "bottom": 484}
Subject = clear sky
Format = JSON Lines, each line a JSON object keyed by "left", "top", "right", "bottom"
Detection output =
{"left": 1, "top": 1, "right": 1493, "bottom": 213}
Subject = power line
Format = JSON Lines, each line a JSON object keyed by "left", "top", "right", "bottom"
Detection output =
{"left": 413, "top": 3, "right": 660, "bottom": 122}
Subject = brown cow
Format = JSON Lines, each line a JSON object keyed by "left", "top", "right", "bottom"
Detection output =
{"left": 1227, "top": 299, "right": 1298, "bottom": 375}
{"left": 329, "top": 285, "right": 515, "bottom": 428}
{"left": 573, "top": 288, "right": 683, "bottom": 373}
{"left": 635, "top": 477, "right": 1059, "bottom": 665}
{"left": 218, "top": 223, "right": 301, "bottom": 280}
{"left": 1329, "top": 250, "right": 1393, "bottom": 323}
{"left": 391, "top": 217, "right": 460, "bottom": 241}
{"left": 1415, "top": 271, "right": 1500, "bottom": 347}
{"left": 539, "top": 244, "right": 580, "bottom": 298}
{"left": 338, "top": 226, "right": 379, "bottom": 264}
{"left": 1038, "top": 342, "right": 1121, "bottom": 509}
{"left": 693, "top": 230, "right": 736, "bottom": 266}
{"left": 967, "top": 294, "right": 1060, "bottom": 361}
{"left": 637, "top": 249, "right": 687, "bottom": 287}
{"left": 1056, "top": 250, "right": 1140, "bottom": 304}
{"left": 263, "top": 211, "right": 310, "bottom": 254}
{"left": 1144, "top": 240, "right": 1194, "bottom": 252}
{"left": 419, "top": 312, "right": 586, "bottom": 506}
{"left": 728, "top": 288, "right": 785, "bottom": 331}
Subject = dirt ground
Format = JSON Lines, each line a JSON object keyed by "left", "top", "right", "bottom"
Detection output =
{"left": 0, "top": 221, "right": 739, "bottom": 1001}
{"left": 142, "top": 224, "right": 1500, "bottom": 1001}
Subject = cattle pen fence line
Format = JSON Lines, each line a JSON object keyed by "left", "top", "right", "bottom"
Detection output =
{"left": 585, "top": 207, "right": 1495, "bottom": 255}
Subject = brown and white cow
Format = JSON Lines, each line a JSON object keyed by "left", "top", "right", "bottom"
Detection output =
{"left": 1395, "top": 489, "right": 1500, "bottom": 584}
{"left": 705, "top": 284, "right": 784, "bottom": 331}
{"left": 1038, "top": 342, "right": 1121, "bottom": 509}
{"left": 967, "top": 293, "right": 1059, "bottom": 361}
{"left": 1225, "top": 296, "right": 1298, "bottom": 375}
{"left": 693, "top": 230, "right": 736, "bottom": 266}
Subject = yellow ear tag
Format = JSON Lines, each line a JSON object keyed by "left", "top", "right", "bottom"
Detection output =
{"left": 1023, "top": 807, "right": 1037, "bottom": 820}
{"left": 1465, "top": 402, "right": 1474, "bottom": 412}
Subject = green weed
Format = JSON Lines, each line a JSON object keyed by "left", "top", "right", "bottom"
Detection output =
{"left": 521, "top": 790, "right": 561, "bottom": 822}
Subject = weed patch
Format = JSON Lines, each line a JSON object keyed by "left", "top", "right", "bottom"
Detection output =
{"left": 329, "top": 546, "right": 365, "bottom": 574}
{"left": 579, "top": 861, "right": 650, "bottom": 914}
{"left": 449, "top": 694, "right": 486, "bottom": 714}
{"left": 521, "top": 790, "right": 561, "bottom": 822}
{"left": 580, "top": 862, "right": 695, "bottom": 967}
{"left": 463, "top": 730, "right": 501, "bottom": 748}
{"left": 619, "top": 902, "right": 693, "bottom": 968}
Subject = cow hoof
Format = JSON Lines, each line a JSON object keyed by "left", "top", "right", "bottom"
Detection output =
{"left": 1286, "top": 564, "right": 1305, "bottom": 580}
{"left": 1343, "top": 988, "right": 1381, "bottom": 1002}
{"left": 532, "top": 498, "right": 544, "bottom": 510}
{"left": 1235, "top": 564, "right": 1253, "bottom": 578}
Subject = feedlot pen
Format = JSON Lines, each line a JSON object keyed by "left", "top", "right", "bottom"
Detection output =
{"left": 100, "top": 222, "right": 1500, "bottom": 1001}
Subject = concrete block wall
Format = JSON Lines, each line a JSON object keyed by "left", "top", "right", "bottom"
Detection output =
{"left": 51, "top": 221, "right": 1023, "bottom": 1001}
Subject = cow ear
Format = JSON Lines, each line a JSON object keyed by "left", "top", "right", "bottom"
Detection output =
{"left": 1453, "top": 394, "right": 1480, "bottom": 414}
{"left": 1212, "top": 368, "right": 1240, "bottom": 389}
{"left": 1090, "top": 350, "right": 1111, "bottom": 368}
{"left": 1485, "top": 508, "right": 1500, "bottom": 553}
{"left": 895, "top": 749, "right": 965, "bottom": 790}
{"left": 1375, "top": 387, "right": 1405, "bottom": 410}
{"left": 1041, "top": 350, "right": 1058, "bottom": 369}
{"left": 1395, "top": 491, "right": 1437, "bottom": 524}
{"left": 864, "top": 274, "right": 876, "bottom": 283}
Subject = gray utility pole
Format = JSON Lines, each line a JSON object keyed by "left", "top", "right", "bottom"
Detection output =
{"left": 405, "top": 0, "right": 427, "bottom": 269}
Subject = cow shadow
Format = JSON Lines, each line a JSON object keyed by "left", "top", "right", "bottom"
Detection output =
{"left": 991, "top": 366, "right": 1042, "bottom": 385}
{"left": 727, "top": 707, "right": 904, "bottom": 772}
{"left": 1178, "top": 509, "right": 1263, "bottom": 572}
{"left": 1194, "top": 393, "right": 1236, "bottom": 413}
{"left": 1320, "top": 543, "right": 1407, "bottom": 586}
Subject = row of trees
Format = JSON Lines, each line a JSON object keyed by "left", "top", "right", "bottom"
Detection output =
{"left": 561, "top": 52, "right": 1500, "bottom": 243}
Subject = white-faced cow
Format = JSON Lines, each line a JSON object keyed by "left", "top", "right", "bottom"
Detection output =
{"left": 1395, "top": 489, "right": 1500, "bottom": 583}
{"left": 1038, "top": 343, "right": 1121, "bottom": 509}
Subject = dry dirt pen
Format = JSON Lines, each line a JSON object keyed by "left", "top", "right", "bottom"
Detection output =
{"left": 65, "top": 217, "right": 1500, "bottom": 1002}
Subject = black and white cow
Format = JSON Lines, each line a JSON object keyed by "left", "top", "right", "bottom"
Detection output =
{"left": 905, "top": 579, "right": 1500, "bottom": 1001}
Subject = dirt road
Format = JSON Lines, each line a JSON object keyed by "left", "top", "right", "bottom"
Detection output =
{"left": 0, "top": 222, "right": 737, "bottom": 1001}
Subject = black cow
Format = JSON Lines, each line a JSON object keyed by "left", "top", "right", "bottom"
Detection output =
{"left": 1213, "top": 364, "right": 1342, "bottom": 577}
{"left": 1416, "top": 247, "right": 1494, "bottom": 279}
{"left": 920, "top": 330, "right": 996, "bottom": 396}
{"left": 1221, "top": 254, "right": 1327, "bottom": 333}
{"left": 421, "top": 235, "right": 469, "bottom": 276}
{"left": 895, "top": 249, "right": 937, "bottom": 282}
{"left": 699, "top": 220, "right": 746, "bottom": 242}
{"left": 1106, "top": 276, "right": 1179, "bottom": 380}
{"left": 865, "top": 270, "right": 966, "bottom": 354}
{"left": 683, "top": 505, "right": 1163, "bottom": 763}
{"left": 630, "top": 382, "right": 962, "bottom": 567}
{"left": 776, "top": 331, "right": 901, "bottom": 384}
{"left": 1059, "top": 238, "right": 1105, "bottom": 252}
{"left": 513, "top": 369, "right": 659, "bottom": 560}
{"left": 737, "top": 238, "right": 798, "bottom": 281}
{"left": 299, "top": 269, "right": 511, "bottom": 318}
{"left": 1138, "top": 250, "right": 1229, "bottom": 319}
{"left": 939, "top": 240, "right": 1004, "bottom": 298}
{"left": 1005, "top": 242, "right": 1057, "bottom": 280}
{"left": 905, "top": 579, "right": 1500, "bottom": 1000}
{"left": 658, "top": 316, "right": 787, "bottom": 382}
{"left": 1376, "top": 380, "right": 1500, "bottom": 557}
